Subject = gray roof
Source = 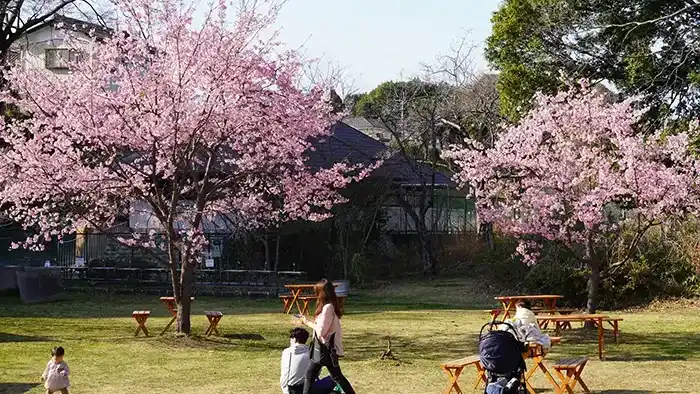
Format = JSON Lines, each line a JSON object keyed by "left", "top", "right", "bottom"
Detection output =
{"left": 25, "top": 15, "right": 112, "bottom": 38}
{"left": 308, "top": 122, "right": 455, "bottom": 187}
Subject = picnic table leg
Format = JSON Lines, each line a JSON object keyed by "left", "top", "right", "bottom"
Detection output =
{"left": 134, "top": 316, "right": 149, "bottom": 337}
{"left": 473, "top": 362, "right": 487, "bottom": 389}
{"left": 573, "top": 363, "right": 590, "bottom": 393}
{"left": 208, "top": 316, "right": 221, "bottom": 336}
{"left": 281, "top": 298, "right": 291, "bottom": 313}
{"left": 597, "top": 318, "right": 605, "bottom": 360}
{"left": 205, "top": 316, "right": 213, "bottom": 336}
{"left": 440, "top": 366, "right": 464, "bottom": 394}
{"left": 610, "top": 320, "right": 619, "bottom": 344}
{"left": 160, "top": 316, "right": 176, "bottom": 336}
{"left": 524, "top": 364, "right": 538, "bottom": 394}
{"left": 293, "top": 290, "right": 306, "bottom": 315}
{"left": 553, "top": 368, "right": 576, "bottom": 394}
{"left": 535, "top": 356, "right": 561, "bottom": 393}
{"left": 501, "top": 299, "right": 516, "bottom": 319}
{"left": 286, "top": 289, "right": 301, "bottom": 314}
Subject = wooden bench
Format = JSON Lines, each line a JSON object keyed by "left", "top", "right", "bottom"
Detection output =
{"left": 553, "top": 356, "right": 590, "bottom": 394}
{"left": 132, "top": 310, "right": 150, "bottom": 337}
{"left": 439, "top": 355, "right": 486, "bottom": 394}
{"left": 204, "top": 311, "right": 223, "bottom": 336}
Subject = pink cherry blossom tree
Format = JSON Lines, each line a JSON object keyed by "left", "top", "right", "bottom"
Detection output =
{"left": 0, "top": 0, "right": 371, "bottom": 334}
{"left": 444, "top": 81, "right": 700, "bottom": 313}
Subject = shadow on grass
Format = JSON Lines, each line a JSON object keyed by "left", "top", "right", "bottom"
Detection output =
{"left": 342, "top": 330, "right": 481, "bottom": 363}
{"left": 0, "top": 293, "right": 281, "bottom": 318}
{"left": 0, "top": 292, "right": 491, "bottom": 319}
{"left": 0, "top": 332, "right": 53, "bottom": 343}
{"left": 223, "top": 333, "right": 265, "bottom": 341}
{"left": 0, "top": 383, "right": 38, "bottom": 394}
{"left": 152, "top": 332, "right": 283, "bottom": 353}
{"left": 550, "top": 328, "right": 700, "bottom": 362}
{"left": 594, "top": 391, "right": 689, "bottom": 393}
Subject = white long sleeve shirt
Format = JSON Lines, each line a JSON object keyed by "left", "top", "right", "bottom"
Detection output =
{"left": 280, "top": 343, "right": 310, "bottom": 394}
{"left": 313, "top": 303, "right": 344, "bottom": 356}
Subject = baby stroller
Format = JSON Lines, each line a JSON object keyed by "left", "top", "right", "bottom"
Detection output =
{"left": 479, "top": 321, "right": 528, "bottom": 394}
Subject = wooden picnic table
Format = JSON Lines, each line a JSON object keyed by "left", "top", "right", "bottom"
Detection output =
{"left": 282, "top": 283, "right": 340, "bottom": 315}
{"left": 159, "top": 296, "right": 195, "bottom": 335}
{"left": 438, "top": 337, "right": 563, "bottom": 394}
{"left": 537, "top": 314, "right": 612, "bottom": 360}
{"left": 494, "top": 295, "right": 564, "bottom": 319}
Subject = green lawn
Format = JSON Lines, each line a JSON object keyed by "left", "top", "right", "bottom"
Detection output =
{"left": 1, "top": 279, "right": 699, "bottom": 393}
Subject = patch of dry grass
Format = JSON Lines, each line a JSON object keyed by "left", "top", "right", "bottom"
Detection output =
{"left": 0, "top": 280, "right": 699, "bottom": 393}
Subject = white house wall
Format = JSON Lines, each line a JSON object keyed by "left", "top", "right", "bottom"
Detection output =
{"left": 12, "top": 25, "right": 96, "bottom": 74}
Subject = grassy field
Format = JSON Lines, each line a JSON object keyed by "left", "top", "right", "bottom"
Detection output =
{"left": 1, "top": 279, "right": 699, "bottom": 394}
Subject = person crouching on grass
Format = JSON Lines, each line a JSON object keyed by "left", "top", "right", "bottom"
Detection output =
{"left": 296, "top": 279, "right": 356, "bottom": 394}
{"left": 41, "top": 346, "right": 70, "bottom": 394}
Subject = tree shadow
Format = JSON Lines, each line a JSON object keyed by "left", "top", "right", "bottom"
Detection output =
{"left": 0, "top": 293, "right": 280, "bottom": 318}
{"left": 0, "top": 383, "right": 39, "bottom": 394}
{"left": 594, "top": 391, "right": 688, "bottom": 394}
{"left": 549, "top": 328, "right": 700, "bottom": 362}
{"left": 0, "top": 332, "right": 53, "bottom": 343}
{"left": 341, "top": 330, "right": 481, "bottom": 362}
{"left": 223, "top": 333, "right": 265, "bottom": 341}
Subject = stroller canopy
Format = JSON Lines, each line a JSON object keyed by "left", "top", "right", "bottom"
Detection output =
{"left": 479, "top": 322, "right": 527, "bottom": 375}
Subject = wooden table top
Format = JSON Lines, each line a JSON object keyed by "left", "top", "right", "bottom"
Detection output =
{"left": 159, "top": 297, "right": 195, "bottom": 301}
{"left": 537, "top": 313, "right": 609, "bottom": 321}
{"left": 495, "top": 295, "right": 564, "bottom": 301}
{"left": 284, "top": 283, "right": 339, "bottom": 289}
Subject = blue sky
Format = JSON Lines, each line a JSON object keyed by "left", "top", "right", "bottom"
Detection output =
{"left": 275, "top": 0, "right": 502, "bottom": 93}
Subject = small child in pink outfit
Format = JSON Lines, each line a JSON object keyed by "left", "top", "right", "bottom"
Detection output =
{"left": 41, "top": 346, "right": 70, "bottom": 394}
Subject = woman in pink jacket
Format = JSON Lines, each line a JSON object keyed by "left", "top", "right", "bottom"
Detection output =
{"left": 298, "top": 279, "right": 355, "bottom": 394}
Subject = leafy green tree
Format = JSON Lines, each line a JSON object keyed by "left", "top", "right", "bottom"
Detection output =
{"left": 487, "top": 0, "right": 700, "bottom": 128}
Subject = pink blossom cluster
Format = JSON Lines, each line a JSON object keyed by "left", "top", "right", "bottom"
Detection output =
{"left": 0, "top": 0, "right": 371, "bottom": 254}
{"left": 444, "top": 81, "right": 700, "bottom": 262}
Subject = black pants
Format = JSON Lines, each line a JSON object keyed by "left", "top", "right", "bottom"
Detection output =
{"left": 303, "top": 361, "right": 355, "bottom": 394}
{"left": 288, "top": 384, "right": 304, "bottom": 394}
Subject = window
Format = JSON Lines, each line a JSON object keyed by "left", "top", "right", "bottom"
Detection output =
{"left": 45, "top": 48, "right": 83, "bottom": 69}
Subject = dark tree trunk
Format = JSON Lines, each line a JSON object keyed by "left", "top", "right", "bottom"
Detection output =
{"left": 167, "top": 241, "right": 183, "bottom": 329}
{"left": 586, "top": 257, "right": 601, "bottom": 314}
{"left": 474, "top": 184, "right": 494, "bottom": 250}
{"left": 263, "top": 233, "right": 270, "bottom": 270}
{"left": 177, "top": 260, "right": 194, "bottom": 334}
{"left": 274, "top": 234, "right": 281, "bottom": 271}
{"left": 583, "top": 234, "right": 600, "bottom": 328}
{"left": 418, "top": 229, "right": 435, "bottom": 276}
{"left": 477, "top": 219, "right": 494, "bottom": 251}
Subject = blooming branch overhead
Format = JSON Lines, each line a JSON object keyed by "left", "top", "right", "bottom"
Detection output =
{"left": 445, "top": 81, "right": 700, "bottom": 262}
{"left": 0, "top": 0, "right": 374, "bottom": 332}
